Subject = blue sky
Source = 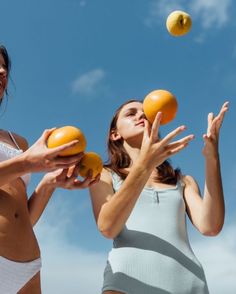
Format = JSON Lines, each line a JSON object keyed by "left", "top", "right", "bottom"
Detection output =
{"left": 1, "top": 0, "right": 236, "bottom": 293}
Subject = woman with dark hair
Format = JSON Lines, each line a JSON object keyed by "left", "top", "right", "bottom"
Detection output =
{"left": 89, "top": 99, "right": 228, "bottom": 294}
{"left": 0, "top": 45, "right": 97, "bottom": 293}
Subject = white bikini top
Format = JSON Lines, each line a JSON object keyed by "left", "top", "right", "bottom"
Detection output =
{"left": 0, "top": 131, "right": 30, "bottom": 186}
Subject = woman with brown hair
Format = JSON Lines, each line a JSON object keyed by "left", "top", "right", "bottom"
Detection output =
{"left": 89, "top": 99, "right": 228, "bottom": 294}
{"left": 0, "top": 44, "right": 96, "bottom": 293}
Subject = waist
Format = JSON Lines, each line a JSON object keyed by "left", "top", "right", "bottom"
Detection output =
{"left": 0, "top": 185, "right": 40, "bottom": 261}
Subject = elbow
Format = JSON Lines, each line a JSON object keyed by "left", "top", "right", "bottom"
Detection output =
{"left": 97, "top": 219, "right": 117, "bottom": 239}
{"left": 200, "top": 224, "right": 223, "bottom": 236}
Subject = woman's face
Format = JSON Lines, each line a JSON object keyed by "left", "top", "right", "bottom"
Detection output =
{"left": 0, "top": 53, "right": 8, "bottom": 99}
{"left": 115, "top": 101, "right": 147, "bottom": 143}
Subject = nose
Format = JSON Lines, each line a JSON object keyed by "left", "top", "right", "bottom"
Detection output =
{"left": 137, "top": 110, "right": 146, "bottom": 120}
{"left": 0, "top": 65, "right": 7, "bottom": 77}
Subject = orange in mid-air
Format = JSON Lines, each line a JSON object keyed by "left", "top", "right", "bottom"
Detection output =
{"left": 47, "top": 126, "right": 87, "bottom": 156}
{"left": 78, "top": 152, "right": 103, "bottom": 179}
{"left": 143, "top": 89, "right": 178, "bottom": 125}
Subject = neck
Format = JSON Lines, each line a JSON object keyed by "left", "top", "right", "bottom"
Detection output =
{"left": 123, "top": 141, "right": 141, "bottom": 164}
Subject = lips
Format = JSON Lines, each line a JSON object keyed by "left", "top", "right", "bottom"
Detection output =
{"left": 135, "top": 120, "right": 145, "bottom": 126}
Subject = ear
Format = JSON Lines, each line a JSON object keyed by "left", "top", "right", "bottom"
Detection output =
{"left": 110, "top": 129, "right": 122, "bottom": 141}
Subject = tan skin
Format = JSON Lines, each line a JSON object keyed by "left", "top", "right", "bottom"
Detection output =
{"left": 0, "top": 52, "right": 99, "bottom": 293}
{"left": 89, "top": 101, "right": 228, "bottom": 294}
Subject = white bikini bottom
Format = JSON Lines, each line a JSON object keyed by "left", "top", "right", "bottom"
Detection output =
{"left": 0, "top": 255, "right": 42, "bottom": 294}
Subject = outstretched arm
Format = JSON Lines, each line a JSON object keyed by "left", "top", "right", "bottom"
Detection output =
{"left": 28, "top": 165, "right": 99, "bottom": 226}
{"left": 90, "top": 113, "right": 194, "bottom": 239}
{"left": 184, "top": 102, "right": 229, "bottom": 236}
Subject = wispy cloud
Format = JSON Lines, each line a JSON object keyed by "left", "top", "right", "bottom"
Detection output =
{"left": 192, "top": 223, "right": 236, "bottom": 293}
{"left": 144, "top": 0, "right": 184, "bottom": 28}
{"left": 35, "top": 191, "right": 106, "bottom": 294}
{"left": 71, "top": 68, "right": 106, "bottom": 96}
{"left": 191, "top": 0, "right": 232, "bottom": 29}
{"left": 145, "top": 0, "right": 232, "bottom": 30}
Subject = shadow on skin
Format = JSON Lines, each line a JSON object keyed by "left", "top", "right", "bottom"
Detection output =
{"left": 113, "top": 227, "right": 206, "bottom": 282}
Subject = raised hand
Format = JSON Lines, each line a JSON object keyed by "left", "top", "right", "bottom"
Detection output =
{"left": 22, "top": 128, "right": 85, "bottom": 173}
{"left": 140, "top": 112, "right": 194, "bottom": 168}
{"left": 202, "top": 101, "right": 229, "bottom": 157}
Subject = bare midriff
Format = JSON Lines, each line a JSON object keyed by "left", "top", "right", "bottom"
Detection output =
{"left": 0, "top": 178, "right": 40, "bottom": 262}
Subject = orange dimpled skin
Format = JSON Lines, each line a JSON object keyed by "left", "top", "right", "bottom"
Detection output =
{"left": 47, "top": 126, "right": 87, "bottom": 156}
{"left": 78, "top": 152, "right": 103, "bottom": 179}
{"left": 143, "top": 90, "right": 178, "bottom": 125}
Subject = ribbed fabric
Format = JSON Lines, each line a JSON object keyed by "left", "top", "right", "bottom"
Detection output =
{"left": 102, "top": 172, "right": 209, "bottom": 294}
{"left": 0, "top": 256, "right": 41, "bottom": 294}
{"left": 0, "top": 141, "right": 31, "bottom": 186}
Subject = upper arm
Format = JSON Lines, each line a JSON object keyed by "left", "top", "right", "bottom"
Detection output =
{"left": 89, "top": 168, "right": 114, "bottom": 223}
{"left": 182, "top": 175, "right": 204, "bottom": 228}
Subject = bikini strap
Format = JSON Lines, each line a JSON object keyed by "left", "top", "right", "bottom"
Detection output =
{"left": 8, "top": 131, "right": 21, "bottom": 150}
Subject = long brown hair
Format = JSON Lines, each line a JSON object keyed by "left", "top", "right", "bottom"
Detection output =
{"left": 104, "top": 99, "right": 181, "bottom": 185}
{"left": 0, "top": 45, "right": 11, "bottom": 102}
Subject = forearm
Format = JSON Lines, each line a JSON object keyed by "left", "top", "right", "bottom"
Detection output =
{"left": 98, "top": 158, "right": 153, "bottom": 239}
{"left": 0, "top": 154, "right": 28, "bottom": 187}
{"left": 201, "top": 154, "right": 224, "bottom": 234}
{"left": 28, "top": 179, "right": 56, "bottom": 226}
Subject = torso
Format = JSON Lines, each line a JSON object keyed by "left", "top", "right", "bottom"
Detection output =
{"left": 0, "top": 130, "right": 40, "bottom": 261}
{"left": 102, "top": 171, "right": 209, "bottom": 294}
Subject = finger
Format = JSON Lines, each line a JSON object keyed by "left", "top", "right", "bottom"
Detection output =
{"left": 207, "top": 113, "right": 214, "bottom": 136}
{"left": 67, "top": 165, "right": 76, "bottom": 178}
{"left": 54, "top": 152, "right": 84, "bottom": 165}
{"left": 160, "top": 125, "right": 186, "bottom": 146}
{"left": 165, "top": 142, "right": 190, "bottom": 158}
{"left": 71, "top": 164, "right": 80, "bottom": 178}
{"left": 142, "top": 119, "right": 151, "bottom": 141}
{"left": 165, "top": 134, "right": 194, "bottom": 150}
{"left": 42, "top": 128, "right": 57, "bottom": 141}
{"left": 48, "top": 141, "right": 82, "bottom": 156}
{"left": 73, "top": 176, "right": 92, "bottom": 189}
{"left": 150, "top": 112, "right": 162, "bottom": 142}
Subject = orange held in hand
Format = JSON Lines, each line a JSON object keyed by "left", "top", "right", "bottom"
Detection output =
{"left": 143, "top": 89, "right": 178, "bottom": 125}
{"left": 47, "top": 126, "right": 87, "bottom": 156}
{"left": 78, "top": 152, "right": 103, "bottom": 179}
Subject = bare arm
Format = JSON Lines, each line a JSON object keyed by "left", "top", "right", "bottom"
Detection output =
{"left": 90, "top": 113, "right": 194, "bottom": 239}
{"left": 183, "top": 102, "right": 228, "bottom": 236}
{"left": 0, "top": 128, "right": 86, "bottom": 188}
{"left": 28, "top": 165, "right": 99, "bottom": 226}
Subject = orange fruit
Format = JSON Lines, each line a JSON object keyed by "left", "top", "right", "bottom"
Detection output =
{"left": 143, "top": 89, "right": 178, "bottom": 125}
{"left": 166, "top": 10, "right": 192, "bottom": 37}
{"left": 47, "top": 126, "right": 86, "bottom": 156}
{"left": 78, "top": 152, "right": 103, "bottom": 179}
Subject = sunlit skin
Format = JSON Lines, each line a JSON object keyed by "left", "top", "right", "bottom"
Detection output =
{"left": 0, "top": 50, "right": 100, "bottom": 293}
{"left": 89, "top": 100, "right": 229, "bottom": 294}
{"left": 0, "top": 54, "right": 8, "bottom": 99}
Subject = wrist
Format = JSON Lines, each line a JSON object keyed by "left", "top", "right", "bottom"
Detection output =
{"left": 40, "top": 174, "right": 57, "bottom": 190}
{"left": 135, "top": 155, "right": 154, "bottom": 173}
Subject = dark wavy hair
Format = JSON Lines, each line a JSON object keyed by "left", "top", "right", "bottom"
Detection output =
{"left": 104, "top": 99, "right": 181, "bottom": 185}
{"left": 0, "top": 45, "right": 11, "bottom": 104}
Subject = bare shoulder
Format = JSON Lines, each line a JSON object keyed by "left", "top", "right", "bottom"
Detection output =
{"left": 181, "top": 174, "right": 201, "bottom": 194}
{"left": 100, "top": 167, "right": 113, "bottom": 184}
{"left": 89, "top": 167, "right": 113, "bottom": 193}
{"left": 182, "top": 175, "right": 197, "bottom": 186}
{"left": 12, "top": 132, "right": 29, "bottom": 151}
